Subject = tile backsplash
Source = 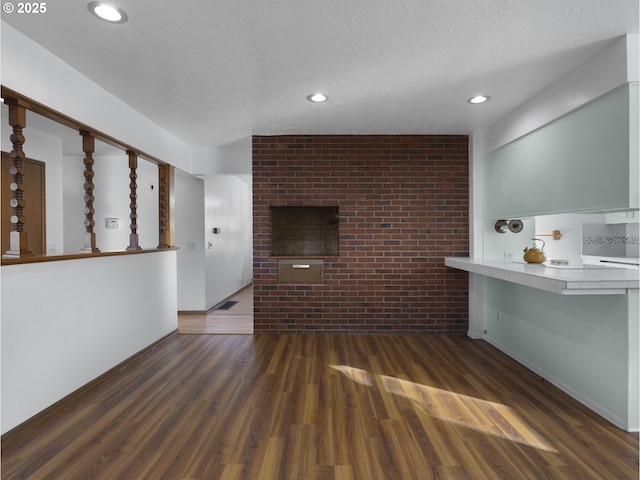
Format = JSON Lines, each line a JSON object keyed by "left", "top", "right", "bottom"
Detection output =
{"left": 582, "top": 223, "right": 639, "bottom": 258}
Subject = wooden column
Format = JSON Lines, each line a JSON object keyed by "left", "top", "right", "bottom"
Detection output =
{"left": 4, "top": 99, "right": 32, "bottom": 257}
{"left": 126, "top": 150, "right": 143, "bottom": 251}
{"left": 80, "top": 131, "right": 100, "bottom": 253}
{"left": 157, "top": 164, "right": 175, "bottom": 249}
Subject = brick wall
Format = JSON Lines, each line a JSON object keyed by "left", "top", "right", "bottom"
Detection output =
{"left": 253, "top": 135, "right": 469, "bottom": 334}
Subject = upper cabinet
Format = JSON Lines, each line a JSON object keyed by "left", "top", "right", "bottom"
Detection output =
{"left": 485, "top": 83, "right": 639, "bottom": 219}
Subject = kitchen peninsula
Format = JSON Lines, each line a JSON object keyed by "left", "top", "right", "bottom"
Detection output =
{"left": 461, "top": 51, "right": 639, "bottom": 431}
{"left": 445, "top": 257, "right": 639, "bottom": 295}
{"left": 446, "top": 256, "right": 638, "bottom": 432}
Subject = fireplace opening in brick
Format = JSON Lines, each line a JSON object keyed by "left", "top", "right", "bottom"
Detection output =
{"left": 270, "top": 206, "right": 339, "bottom": 257}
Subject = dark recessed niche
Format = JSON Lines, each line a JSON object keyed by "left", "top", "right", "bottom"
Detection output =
{"left": 270, "top": 206, "right": 339, "bottom": 257}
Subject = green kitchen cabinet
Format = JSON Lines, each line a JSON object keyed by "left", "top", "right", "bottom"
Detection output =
{"left": 485, "top": 83, "right": 638, "bottom": 219}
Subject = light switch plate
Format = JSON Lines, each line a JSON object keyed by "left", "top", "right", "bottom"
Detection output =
{"left": 105, "top": 218, "right": 120, "bottom": 229}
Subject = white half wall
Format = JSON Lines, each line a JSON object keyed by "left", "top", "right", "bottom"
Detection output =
{"left": 1, "top": 251, "right": 178, "bottom": 434}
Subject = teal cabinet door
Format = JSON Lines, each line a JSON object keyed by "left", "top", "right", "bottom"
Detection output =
{"left": 485, "top": 84, "right": 637, "bottom": 218}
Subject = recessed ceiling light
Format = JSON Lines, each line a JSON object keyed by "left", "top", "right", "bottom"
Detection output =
{"left": 467, "top": 95, "right": 491, "bottom": 104}
{"left": 88, "top": 2, "right": 128, "bottom": 23}
{"left": 307, "top": 93, "right": 328, "bottom": 103}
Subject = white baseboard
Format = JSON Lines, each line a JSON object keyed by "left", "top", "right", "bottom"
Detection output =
{"left": 482, "top": 336, "right": 631, "bottom": 432}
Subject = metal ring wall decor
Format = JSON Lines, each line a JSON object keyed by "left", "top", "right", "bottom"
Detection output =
{"left": 508, "top": 219, "right": 524, "bottom": 233}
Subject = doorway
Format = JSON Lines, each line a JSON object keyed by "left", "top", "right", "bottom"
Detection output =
{"left": 2, "top": 152, "right": 46, "bottom": 255}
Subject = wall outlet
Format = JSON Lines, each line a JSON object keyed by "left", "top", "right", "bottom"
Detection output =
{"left": 503, "top": 252, "right": 512, "bottom": 259}
{"left": 496, "top": 312, "right": 502, "bottom": 324}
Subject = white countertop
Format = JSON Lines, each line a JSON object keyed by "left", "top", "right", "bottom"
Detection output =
{"left": 444, "top": 257, "right": 639, "bottom": 295}
{"left": 582, "top": 255, "right": 639, "bottom": 268}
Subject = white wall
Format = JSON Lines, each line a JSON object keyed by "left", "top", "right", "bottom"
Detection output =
{"left": 63, "top": 153, "right": 159, "bottom": 252}
{"left": 191, "top": 142, "right": 254, "bottom": 310}
{"left": 192, "top": 137, "right": 252, "bottom": 175}
{"left": 1, "top": 22, "right": 193, "bottom": 173}
{"left": 534, "top": 213, "right": 605, "bottom": 263}
{"left": 483, "top": 217, "right": 535, "bottom": 261}
{"left": 205, "top": 174, "right": 253, "bottom": 309}
{"left": 483, "top": 213, "right": 613, "bottom": 263}
{"left": 175, "top": 170, "right": 206, "bottom": 311}
{"left": 1, "top": 251, "right": 178, "bottom": 433}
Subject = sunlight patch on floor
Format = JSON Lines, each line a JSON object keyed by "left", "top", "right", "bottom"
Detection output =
{"left": 331, "top": 364, "right": 557, "bottom": 453}
{"left": 330, "top": 365, "right": 373, "bottom": 387}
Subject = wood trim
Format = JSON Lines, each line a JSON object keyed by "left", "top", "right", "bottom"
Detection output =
{"left": 1, "top": 86, "right": 180, "bottom": 263}
{"left": 0, "top": 329, "right": 178, "bottom": 445}
{"left": 4, "top": 99, "right": 32, "bottom": 257}
{"left": 126, "top": 150, "right": 142, "bottom": 251}
{"left": 79, "top": 131, "right": 100, "bottom": 253}
{"left": 38, "top": 157, "right": 46, "bottom": 254}
{"left": 157, "top": 164, "right": 175, "bottom": 248}
{"left": 1, "top": 247, "right": 178, "bottom": 266}
{"left": 1, "top": 152, "right": 46, "bottom": 255}
{"left": 1, "top": 86, "right": 167, "bottom": 166}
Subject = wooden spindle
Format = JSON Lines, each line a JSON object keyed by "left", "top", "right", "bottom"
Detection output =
{"left": 126, "top": 150, "right": 143, "bottom": 251}
{"left": 157, "top": 164, "right": 175, "bottom": 249}
{"left": 3, "top": 99, "right": 32, "bottom": 257}
{"left": 80, "top": 130, "right": 100, "bottom": 253}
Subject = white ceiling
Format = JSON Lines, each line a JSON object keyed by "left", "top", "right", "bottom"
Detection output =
{"left": 2, "top": 0, "right": 639, "bottom": 149}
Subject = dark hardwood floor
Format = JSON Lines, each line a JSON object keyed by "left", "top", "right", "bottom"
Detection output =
{"left": 2, "top": 334, "right": 638, "bottom": 479}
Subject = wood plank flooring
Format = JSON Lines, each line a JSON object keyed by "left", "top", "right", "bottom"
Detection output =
{"left": 178, "top": 285, "right": 253, "bottom": 334}
{"left": 2, "top": 334, "right": 638, "bottom": 479}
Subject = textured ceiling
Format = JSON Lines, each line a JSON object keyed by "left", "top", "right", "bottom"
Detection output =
{"left": 2, "top": 0, "right": 639, "bottom": 148}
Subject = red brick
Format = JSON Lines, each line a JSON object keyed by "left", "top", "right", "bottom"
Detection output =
{"left": 253, "top": 135, "right": 469, "bottom": 334}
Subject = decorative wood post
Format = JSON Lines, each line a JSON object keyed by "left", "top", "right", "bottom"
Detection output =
{"left": 80, "top": 130, "right": 100, "bottom": 253}
{"left": 3, "top": 98, "right": 32, "bottom": 257}
{"left": 157, "top": 163, "right": 175, "bottom": 249}
{"left": 126, "top": 150, "right": 143, "bottom": 251}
